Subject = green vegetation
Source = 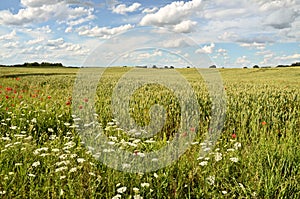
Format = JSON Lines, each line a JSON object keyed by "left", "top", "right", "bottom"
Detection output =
{"left": 0, "top": 67, "right": 299, "bottom": 198}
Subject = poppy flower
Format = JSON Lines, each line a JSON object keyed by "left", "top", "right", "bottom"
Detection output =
{"left": 47, "top": 96, "right": 51, "bottom": 99}
{"left": 66, "top": 101, "right": 71, "bottom": 105}
{"left": 79, "top": 105, "right": 83, "bottom": 109}
{"left": 5, "top": 95, "right": 9, "bottom": 99}
{"left": 262, "top": 121, "right": 267, "bottom": 125}
{"left": 190, "top": 127, "right": 195, "bottom": 132}
{"left": 84, "top": 98, "right": 88, "bottom": 102}
{"left": 232, "top": 133, "right": 237, "bottom": 139}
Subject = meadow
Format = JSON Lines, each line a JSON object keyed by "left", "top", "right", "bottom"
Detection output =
{"left": 0, "top": 66, "right": 299, "bottom": 198}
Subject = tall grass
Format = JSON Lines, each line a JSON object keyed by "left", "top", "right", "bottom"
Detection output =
{"left": 0, "top": 67, "right": 299, "bottom": 198}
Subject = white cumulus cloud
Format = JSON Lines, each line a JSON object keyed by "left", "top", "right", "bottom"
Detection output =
{"left": 112, "top": 3, "right": 141, "bottom": 15}
{"left": 140, "top": 0, "right": 202, "bottom": 32}
{"left": 195, "top": 43, "right": 215, "bottom": 54}
{"left": 77, "top": 24, "right": 134, "bottom": 38}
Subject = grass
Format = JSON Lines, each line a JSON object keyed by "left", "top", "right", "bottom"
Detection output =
{"left": 0, "top": 66, "right": 299, "bottom": 198}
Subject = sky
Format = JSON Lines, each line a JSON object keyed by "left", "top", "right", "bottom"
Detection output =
{"left": 0, "top": 0, "right": 299, "bottom": 68}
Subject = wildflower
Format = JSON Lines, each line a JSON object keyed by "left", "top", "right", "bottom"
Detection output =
{"left": 117, "top": 186, "right": 127, "bottom": 193}
{"left": 0, "top": 191, "right": 6, "bottom": 195}
{"left": 32, "top": 161, "right": 40, "bottom": 167}
{"left": 69, "top": 167, "right": 77, "bottom": 173}
{"left": 122, "top": 163, "right": 131, "bottom": 168}
{"left": 133, "top": 195, "right": 143, "bottom": 199}
{"left": 55, "top": 160, "right": 70, "bottom": 166}
{"left": 203, "top": 147, "right": 211, "bottom": 152}
{"left": 70, "top": 154, "right": 77, "bottom": 158}
{"left": 39, "top": 153, "right": 50, "bottom": 157}
{"left": 84, "top": 98, "right": 89, "bottom": 102}
{"left": 262, "top": 121, "right": 267, "bottom": 125}
{"left": 154, "top": 173, "right": 159, "bottom": 178}
{"left": 234, "top": 142, "right": 242, "bottom": 149}
{"left": 222, "top": 191, "right": 227, "bottom": 194}
{"left": 9, "top": 126, "right": 17, "bottom": 130}
{"left": 232, "top": 133, "right": 237, "bottom": 139}
{"left": 47, "top": 96, "right": 51, "bottom": 99}
{"left": 199, "top": 161, "right": 208, "bottom": 166}
{"left": 229, "top": 157, "right": 239, "bottom": 163}
{"left": 28, "top": 173, "right": 36, "bottom": 177}
{"left": 48, "top": 128, "right": 54, "bottom": 133}
{"left": 15, "top": 163, "right": 23, "bottom": 166}
{"left": 59, "top": 154, "right": 68, "bottom": 159}
{"left": 89, "top": 172, "right": 96, "bottom": 176}
{"left": 112, "top": 194, "right": 121, "bottom": 199}
{"left": 9, "top": 172, "right": 14, "bottom": 175}
{"left": 60, "top": 189, "right": 64, "bottom": 196}
{"left": 215, "top": 152, "right": 222, "bottom": 162}
{"left": 55, "top": 166, "right": 68, "bottom": 172}
{"left": 227, "top": 148, "right": 235, "bottom": 152}
{"left": 77, "top": 158, "right": 85, "bottom": 163}
{"left": 207, "top": 176, "right": 215, "bottom": 185}
{"left": 60, "top": 175, "right": 66, "bottom": 180}
{"left": 133, "top": 187, "right": 139, "bottom": 193}
{"left": 66, "top": 101, "right": 71, "bottom": 105}
{"left": 141, "top": 183, "right": 150, "bottom": 188}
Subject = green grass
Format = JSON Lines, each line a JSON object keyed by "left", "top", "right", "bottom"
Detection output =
{"left": 0, "top": 67, "right": 299, "bottom": 198}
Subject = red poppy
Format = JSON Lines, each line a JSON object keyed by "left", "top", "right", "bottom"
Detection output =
{"left": 79, "top": 105, "right": 83, "bottom": 109}
{"left": 66, "top": 101, "right": 71, "bottom": 105}
{"left": 84, "top": 98, "right": 89, "bottom": 102}
{"left": 5, "top": 95, "right": 9, "bottom": 99}
{"left": 182, "top": 132, "right": 188, "bottom": 137}
{"left": 16, "top": 77, "right": 20, "bottom": 81}
{"left": 232, "top": 133, "right": 237, "bottom": 139}
{"left": 190, "top": 127, "right": 195, "bottom": 132}
{"left": 262, "top": 121, "right": 267, "bottom": 125}
{"left": 18, "top": 95, "right": 23, "bottom": 99}
{"left": 47, "top": 96, "right": 51, "bottom": 99}
{"left": 6, "top": 87, "right": 12, "bottom": 92}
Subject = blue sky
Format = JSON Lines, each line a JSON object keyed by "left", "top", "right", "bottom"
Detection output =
{"left": 0, "top": 0, "right": 299, "bottom": 67}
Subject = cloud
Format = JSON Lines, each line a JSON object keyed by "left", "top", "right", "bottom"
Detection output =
{"left": 142, "top": 7, "right": 158, "bottom": 14}
{"left": 0, "top": 30, "right": 17, "bottom": 41}
{"left": 173, "top": 20, "right": 197, "bottom": 33}
{"left": 0, "top": 0, "right": 94, "bottom": 26}
{"left": 3, "top": 41, "right": 20, "bottom": 49}
{"left": 140, "top": 0, "right": 202, "bottom": 30}
{"left": 26, "top": 38, "right": 45, "bottom": 45}
{"left": 264, "top": 9, "right": 299, "bottom": 29}
{"left": 77, "top": 24, "right": 134, "bottom": 38}
{"left": 112, "top": 3, "right": 141, "bottom": 15}
{"left": 235, "top": 56, "right": 251, "bottom": 66}
{"left": 278, "top": 53, "right": 300, "bottom": 61}
{"left": 240, "top": 42, "right": 266, "bottom": 50}
{"left": 195, "top": 43, "right": 215, "bottom": 54}
{"left": 163, "top": 38, "right": 191, "bottom": 48}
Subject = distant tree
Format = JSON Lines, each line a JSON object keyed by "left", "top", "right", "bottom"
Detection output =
{"left": 253, "top": 65, "right": 259, "bottom": 68}
{"left": 152, "top": 65, "right": 157, "bottom": 68}
{"left": 291, "top": 62, "right": 300, "bottom": 67}
{"left": 209, "top": 65, "right": 217, "bottom": 68}
{"left": 187, "top": 66, "right": 190, "bottom": 68}
{"left": 170, "top": 66, "right": 174, "bottom": 69}
{"left": 164, "top": 66, "right": 169, "bottom": 69}
{"left": 243, "top": 66, "right": 248, "bottom": 69}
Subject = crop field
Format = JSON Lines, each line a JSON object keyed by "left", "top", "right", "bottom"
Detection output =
{"left": 0, "top": 66, "right": 299, "bottom": 198}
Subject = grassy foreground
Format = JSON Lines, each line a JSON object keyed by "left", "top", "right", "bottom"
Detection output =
{"left": 0, "top": 67, "right": 299, "bottom": 198}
